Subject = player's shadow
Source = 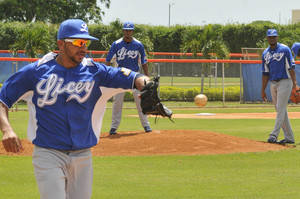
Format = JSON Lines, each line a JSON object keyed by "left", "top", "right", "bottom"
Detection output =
{"left": 101, "top": 132, "right": 144, "bottom": 139}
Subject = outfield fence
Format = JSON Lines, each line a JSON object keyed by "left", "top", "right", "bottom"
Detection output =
{"left": 1, "top": 51, "right": 300, "bottom": 107}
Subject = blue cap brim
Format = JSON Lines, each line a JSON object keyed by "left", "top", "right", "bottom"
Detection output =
{"left": 68, "top": 34, "right": 99, "bottom": 41}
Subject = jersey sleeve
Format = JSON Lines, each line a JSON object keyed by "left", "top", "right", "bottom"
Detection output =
{"left": 94, "top": 62, "right": 137, "bottom": 89}
{"left": 286, "top": 47, "right": 295, "bottom": 70}
{"left": 139, "top": 43, "right": 147, "bottom": 65}
{"left": 0, "top": 63, "right": 36, "bottom": 108}
{"left": 105, "top": 42, "right": 116, "bottom": 63}
{"left": 261, "top": 50, "right": 269, "bottom": 75}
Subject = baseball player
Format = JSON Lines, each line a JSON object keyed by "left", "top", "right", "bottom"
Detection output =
{"left": 292, "top": 42, "right": 300, "bottom": 59}
{"left": 0, "top": 19, "right": 150, "bottom": 199}
{"left": 105, "top": 21, "right": 152, "bottom": 135}
{"left": 261, "top": 29, "right": 298, "bottom": 144}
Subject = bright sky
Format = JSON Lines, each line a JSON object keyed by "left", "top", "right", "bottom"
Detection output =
{"left": 101, "top": 0, "right": 300, "bottom": 26}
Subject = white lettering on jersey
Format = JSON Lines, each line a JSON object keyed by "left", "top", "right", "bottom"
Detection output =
{"left": 264, "top": 52, "right": 284, "bottom": 64}
{"left": 116, "top": 47, "right": 139, "bottom": 61}
{"left": 36, "top": 74, "right": 94, "bottom": 107}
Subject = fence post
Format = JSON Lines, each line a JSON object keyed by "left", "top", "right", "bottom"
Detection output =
{"left": 239, "top": 58, "right": 243, "bottom": 103}
{"left": 171, "top": 55, "right": 174, "bottom": 86}
{"left": 222, "top": 62, "right": 225, "bottom": 107}
{"left": 215, "top": 58, "right": 218, "bottom": 87}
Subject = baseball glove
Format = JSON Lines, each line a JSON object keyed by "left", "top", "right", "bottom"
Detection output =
{"left": 140, "top": 76, "right": 173, "bottom": 121}
{"left": 290, "top": 87, "right": 300, "bottom": 104}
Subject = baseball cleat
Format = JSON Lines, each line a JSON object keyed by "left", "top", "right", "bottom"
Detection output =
{"left": 109, "top": 128, "right": 117, "bottom": 135}
{"left": 144, "top": 126, "right": 152, "bottom": 133}
{"left": 278, "top": 139, "right": 295, "bottom": 144}
{"left": 267, "top": 135, "right": 277, "bottom": 143}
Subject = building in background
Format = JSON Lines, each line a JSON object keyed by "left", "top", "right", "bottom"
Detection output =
{"left": 292, "top": 9, "right": 300, "bottom": 24}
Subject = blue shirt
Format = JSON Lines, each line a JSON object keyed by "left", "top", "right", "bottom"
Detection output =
{"left": 0, "top": 52, "right": 137, "bottom": 150}
{"left": 262, "top": 43, "right": 295, "bottom": 81}
{"left": 106, "top": 37, "right": 147, "bottom": 72}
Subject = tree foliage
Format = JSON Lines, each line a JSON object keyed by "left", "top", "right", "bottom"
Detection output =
{"left": 10, "top": 23, "right": 56, "bottom": 58}
{"left": 1, "top": 20, "right": 300, "bottom": 55}
{"left": 0, "top": 0, "right": 110, "bottom": 23}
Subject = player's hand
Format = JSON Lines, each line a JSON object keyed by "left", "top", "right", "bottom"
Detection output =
{"left": 261, "top": 91, "right": 267, "bottom": 102}
{"left": 2, "top": 130, "right": 23, "bottom": 153}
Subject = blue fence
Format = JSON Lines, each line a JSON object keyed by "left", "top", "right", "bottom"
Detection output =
{"left": 0, "top": 53, "right": 31, "bottom": 83}
{"left": 242, "top": 64, "right": 300, "bottom": 102}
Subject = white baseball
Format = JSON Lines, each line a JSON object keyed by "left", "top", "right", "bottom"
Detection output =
{"left": 194, "top": 94, "right": 208, "bottom": 107}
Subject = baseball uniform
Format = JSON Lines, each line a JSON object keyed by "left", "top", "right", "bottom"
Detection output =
{"left": 106, "top": 36, "right": 150, "bottom": 133}
{"left": 0, "top": 52, "right": 137, "bottom": 198}
{"left": 262, "top": 42, "right": 295, "bottom": 142}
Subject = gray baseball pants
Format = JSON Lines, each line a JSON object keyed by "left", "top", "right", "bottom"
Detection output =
{"left": 111, "top": 89, "right": 150, "bottom": 129}
{"left": 269, "top": 79, "right": 294, "bottom": 141}
{"left": 33, "top": 146, "right": 93, "bottom": 199}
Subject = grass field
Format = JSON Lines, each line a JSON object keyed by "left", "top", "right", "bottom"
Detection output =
{"left": 1, "top": 102, "right": 300, "bottom": 198}
{"left": 157, "top": 76, "right": 240, "bottom": 88}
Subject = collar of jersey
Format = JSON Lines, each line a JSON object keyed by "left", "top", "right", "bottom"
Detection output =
{"left": 38, "top": 52, "right": 94, "bottom": 71}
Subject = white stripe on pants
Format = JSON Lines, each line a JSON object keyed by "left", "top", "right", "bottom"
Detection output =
{"left": 33, "top": 146, "right": 93, "bottom": 199}
{"left": 270, "top": 79, "right": 294, "bottom": 141}
{"left": 111, "top": 89, "right": 150, "bottom": 129}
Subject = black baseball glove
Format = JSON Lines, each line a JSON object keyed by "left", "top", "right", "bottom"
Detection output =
{"left": 140, "top": 76, "right": 173, "bottom": 121}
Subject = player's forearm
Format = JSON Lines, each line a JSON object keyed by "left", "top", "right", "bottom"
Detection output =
{"left": 142, "top": 63, "right": 149, "bottom": 76}
{"left": 105, "top": 61, "right": 111, "bottom": 66}
{"left": 0, "top": 102, "right": 13, "bottom": 134}
{"left": 261, "top": 75, "right": 269, "bottom": 91}
{"left": 289, "top": 69, "right": 297, "bottom": 87}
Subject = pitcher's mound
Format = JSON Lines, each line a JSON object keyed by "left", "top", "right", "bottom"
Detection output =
{"left": 0, "top": 130, "right": 289, "bottom": 156}
{"left": 93, "top": 130, "right": 288, "bottom": 156}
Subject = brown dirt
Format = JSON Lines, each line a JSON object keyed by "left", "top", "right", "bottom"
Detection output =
{"left": 0, "top": 130, "right": 288, "bottom": 157}
{"left": 130, "top": 112, "right": 300, "bottom": 119}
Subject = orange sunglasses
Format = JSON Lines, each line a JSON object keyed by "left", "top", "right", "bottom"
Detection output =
{"left": 64, "top": 39, "right": 91, "bottom": 47}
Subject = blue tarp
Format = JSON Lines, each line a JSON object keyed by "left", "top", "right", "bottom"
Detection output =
{"left": 0, "top": 53, "right": 30, "bottom": 83}
{"left": 242, "top": 63, "right": 300, "bottom": 102}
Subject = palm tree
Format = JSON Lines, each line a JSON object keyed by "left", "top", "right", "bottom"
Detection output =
{"left": 10, "top": 22, "right": 55, "bottom": 58}
{"left": 181, "top": 24, "right": 229, "bottom": 93}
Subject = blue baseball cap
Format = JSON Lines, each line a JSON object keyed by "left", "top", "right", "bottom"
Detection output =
{"left": 57, "top": 19, "right": 98, "bottom": 40}
{"left": 292, "top": 42, "right": 300, "bottom": 59}
{"left": 123, "top": 22, "right": 134, "bottom": 30}
{"left": 266, "top": 29, "right": 278, "bottom": 37}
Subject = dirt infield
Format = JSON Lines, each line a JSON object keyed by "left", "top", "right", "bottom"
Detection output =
{"left": 0, "top": 130, "right": 287, "bottom": 156}
{"left": 130, "top": 112, "right": 300, "bottom": 119}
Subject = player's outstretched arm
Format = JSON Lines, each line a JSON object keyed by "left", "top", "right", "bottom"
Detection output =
{"left": 0, "top": 102, "right": 23, "bottom": 153}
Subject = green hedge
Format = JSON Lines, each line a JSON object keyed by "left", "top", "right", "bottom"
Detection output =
{"left": 123, "top": 86, "right": 240, "bottom": 102}
{"left": 1, "top": 21, "right": 300, "bottom": 52}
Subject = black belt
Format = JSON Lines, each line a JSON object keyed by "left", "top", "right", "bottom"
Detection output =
{"left": 273, "top": 79, "right": 283, "bottom": 82}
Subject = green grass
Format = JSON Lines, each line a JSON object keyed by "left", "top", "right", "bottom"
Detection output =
{"left": 159, "top": 76, "right": 240, "bottom": 88}
{"left": 1, "top": 103, "right": 300, "bottom": 198}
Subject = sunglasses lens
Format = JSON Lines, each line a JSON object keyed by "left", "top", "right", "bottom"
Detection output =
{"left": 72, "top": 39, "right": 90, "bottom": 47}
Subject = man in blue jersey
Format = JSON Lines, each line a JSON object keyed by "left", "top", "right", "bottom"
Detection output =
{"left": 292, "top": 42, "right": 300, "bottom": 60}
{"left": 106, "top": 21, "right": 152, "bottom": 135}
{"left": 0, "top": 19, "right": 150, "bottom": 199}
{"left": 261, "top": 29, "right": 298, "bottom": 144}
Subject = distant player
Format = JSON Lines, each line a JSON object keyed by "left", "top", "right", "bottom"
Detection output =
{"left": 292, "top": 42, "right": 300, "bottom": 59}
{"left": 106, "top": 21, "right": 152, "bottom": 135}
{"left": 261, "top": 29, "right": 297, "bottom": 144}
{"left": 0, "top": 19, "right": 151, "bottom": 199}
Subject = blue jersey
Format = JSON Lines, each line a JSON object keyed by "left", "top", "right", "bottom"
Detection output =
{"left": 0, "top": 52, "right": 137, "bottom": 150}
{"left": 262, "top": 43, "right": 295, "bottom": 81}
{"left": 105, "top": 37, "right": 147, "bottom": 72}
